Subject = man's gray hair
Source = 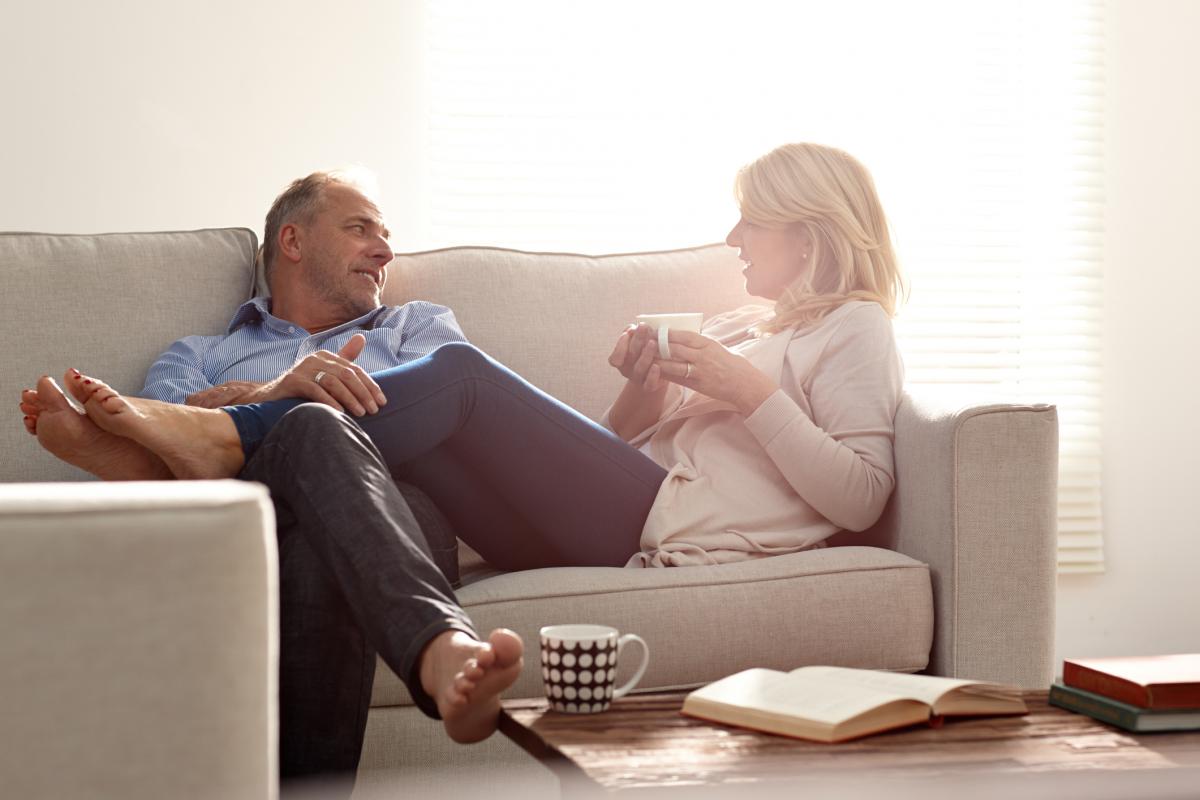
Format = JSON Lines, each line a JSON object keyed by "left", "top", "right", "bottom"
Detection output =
{"left": 261, "top": 168, "right": 376, "bottom": 288}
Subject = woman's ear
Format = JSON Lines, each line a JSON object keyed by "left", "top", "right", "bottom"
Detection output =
{"left": 783, "top": 225, "right": 815, "bottom": 274}
{"left": 792, "top": 225, "right": 814, "bottom": 262}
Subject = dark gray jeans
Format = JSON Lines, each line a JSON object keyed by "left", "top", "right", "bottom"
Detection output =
{"left": 239, "top": 403, "right": 476, "bottom": 793}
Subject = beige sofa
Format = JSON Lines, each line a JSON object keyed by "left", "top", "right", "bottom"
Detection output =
{"left": 0, "top": 229, "right": 1058, "bottom": 799}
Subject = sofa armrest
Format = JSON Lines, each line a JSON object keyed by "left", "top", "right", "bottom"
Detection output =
{"left": 0, "top": 480, "right": 278, "bottom": 800}
{"left": 833, "top": 394, "right": 1059, "bottom": 688}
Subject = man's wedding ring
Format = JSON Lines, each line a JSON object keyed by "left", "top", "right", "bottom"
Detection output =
{"left": 685, "top": 363, "right": 692, "bottom": 379}
{"left": 314, "top": 370, "right": 327, "bottom": 385}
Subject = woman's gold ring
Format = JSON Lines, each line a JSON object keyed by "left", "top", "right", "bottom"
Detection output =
{"left": 314, "top": 370, "right": 327, "bottom": 385}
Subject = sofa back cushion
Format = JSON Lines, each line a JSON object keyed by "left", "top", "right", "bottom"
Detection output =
{"left": 385, "top": 244, "right": 747, "bottom": 419}
{"left": 1, "top": 229, "right": 258, "bottom": 482}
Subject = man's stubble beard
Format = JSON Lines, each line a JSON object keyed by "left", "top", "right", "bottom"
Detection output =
{"left": 307, "top": 256, "right": 381, "bottom": 321}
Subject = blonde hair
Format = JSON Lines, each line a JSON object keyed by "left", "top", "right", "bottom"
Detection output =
{"left": 735, "top": 143, "right": 905, "bottom": 334}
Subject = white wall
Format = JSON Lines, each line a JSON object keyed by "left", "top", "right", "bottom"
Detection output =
{"left": 0, "top": 0, "right": 430, "bottom": 243}
{"left": 2, "top": 1, "right": 1197, "bottom": 666}
{"left": 1052, "top": 0, "right": 1200, "bottom": 664}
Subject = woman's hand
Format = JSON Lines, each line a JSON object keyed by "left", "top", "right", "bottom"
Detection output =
{"left": 606, "top": 324, "right": 677, "bottom": 440}
{"left": 608, "top": 324, "right": 668, "bottom": 393}
{"left": 655, "top": 331, "right": 779, "bottom": 416}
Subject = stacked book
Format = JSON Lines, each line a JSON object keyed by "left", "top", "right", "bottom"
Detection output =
{"left": 1050, "top": 653, "right": 1200, "bottom": 733}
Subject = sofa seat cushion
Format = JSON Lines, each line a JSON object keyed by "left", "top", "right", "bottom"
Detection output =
{"left": 369, "top": 545, "right": 933, "bottom": 707}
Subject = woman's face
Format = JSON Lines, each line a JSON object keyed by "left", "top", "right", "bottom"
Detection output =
{"left": 726, "top": 217, "right": 812, "bottom": 301}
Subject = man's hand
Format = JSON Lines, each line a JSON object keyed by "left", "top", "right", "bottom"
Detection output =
{"left": 257, "top": 334, "right": 387, "bottom": 416}
{"left": 186, "top": 381, "right": 266, "bottom": 409}
{"left": 186, "top": 334, "right": 388, "bottom": 416}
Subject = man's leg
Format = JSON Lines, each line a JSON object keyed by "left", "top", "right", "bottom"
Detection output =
{"left": 238, "top": 403, "right": 482, "bottom": 788}
{"left": 265, "top": 497, "right": 377, "bottom": 792}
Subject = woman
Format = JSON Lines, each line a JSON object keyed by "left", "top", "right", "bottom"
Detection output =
{"left": 29, "top": 142, "right": 905, "bottom": 571}
{"left": 605, "top": 143, "right": 904, "bottom": 566}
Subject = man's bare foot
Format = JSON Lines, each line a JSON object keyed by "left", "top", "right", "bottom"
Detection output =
{"left": 18, "top": 375, "right": 172, "bottom": 480}
{"left": 66, "top": 370, "right": 245, "bottom": 480}
{"left": 418, "top": 628, "right": 524, "bottom": 744}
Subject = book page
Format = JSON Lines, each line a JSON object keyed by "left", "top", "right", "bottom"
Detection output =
{"left": 790, "top": 666, "right": 1023, "bottom": 714}
{"left": 687, "top": 668, "right": 930, "bottom": 726}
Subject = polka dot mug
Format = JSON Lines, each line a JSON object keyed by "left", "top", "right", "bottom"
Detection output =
{"left": 539, "top": 624, "right": 650, "bottom": 714}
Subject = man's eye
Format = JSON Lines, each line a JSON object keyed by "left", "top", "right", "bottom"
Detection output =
{"left": 351, "top": 225, "right": 365, "bottom": 233}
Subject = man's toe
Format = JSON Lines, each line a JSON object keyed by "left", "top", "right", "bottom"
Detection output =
{"left": 488, "top": 629, "right": 525, "bottom": 667}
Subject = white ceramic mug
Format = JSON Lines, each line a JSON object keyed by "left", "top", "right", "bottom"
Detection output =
{"left": 539, "top": 624, "right": 650, "bottom": 713}
{"left": 635, "top": 312, "right": 704, "bottom": 358}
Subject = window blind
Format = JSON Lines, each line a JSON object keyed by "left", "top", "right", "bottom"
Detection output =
{"left": 426, "top": 0, "right": 1105, "bottom": 572}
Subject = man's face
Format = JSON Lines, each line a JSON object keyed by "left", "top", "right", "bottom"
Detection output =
{"left": 299, "top": 183, "right": 394, "bottom": 321}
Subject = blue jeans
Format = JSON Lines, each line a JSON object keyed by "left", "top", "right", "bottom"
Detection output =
{"left": 225, "top": 342, "right": 667, "bottom": 570}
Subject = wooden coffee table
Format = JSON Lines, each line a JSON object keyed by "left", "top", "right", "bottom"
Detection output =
{"left": 500, "top": 690, "right": 1200, "bottom": 797}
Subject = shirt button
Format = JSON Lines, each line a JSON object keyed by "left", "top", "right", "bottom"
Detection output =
{"left": 288, "top": 327, "right": 296, "bottom": 333}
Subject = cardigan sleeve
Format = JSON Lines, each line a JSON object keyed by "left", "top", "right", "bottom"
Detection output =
{"left": 741, "top": 304, "right": 903, "bottom": 531}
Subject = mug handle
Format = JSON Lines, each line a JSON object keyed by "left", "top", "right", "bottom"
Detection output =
{"left": 657, "top": 326, "right": 672, "bottom": 359}
{"left": 612, "top": 633, "right": 650, "bottom": 700}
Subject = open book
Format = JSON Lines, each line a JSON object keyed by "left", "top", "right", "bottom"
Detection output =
{"left": 682, "top": 666, "right": 1027, "bottom": 743}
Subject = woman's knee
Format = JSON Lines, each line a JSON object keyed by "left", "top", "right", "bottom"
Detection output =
{"left": 430, "top": 341, "right": 489, "bottom": 370}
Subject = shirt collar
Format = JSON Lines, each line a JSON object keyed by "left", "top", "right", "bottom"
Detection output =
{"left": 226, "top": 296, "right": 391, "bottom": 335}
{"left": 227, "top": 296, "right": 275, "bottom": 333}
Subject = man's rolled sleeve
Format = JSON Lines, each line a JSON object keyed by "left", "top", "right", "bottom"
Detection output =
{"left": 140, "top": 336, "right": 214, "bottom": 404}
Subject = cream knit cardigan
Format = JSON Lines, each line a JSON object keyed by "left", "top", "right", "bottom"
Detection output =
{"left": 616, "top": 300, "right": 904, "bottom": 568}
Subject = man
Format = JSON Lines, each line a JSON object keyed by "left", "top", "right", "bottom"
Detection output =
{"left": 142, "top": 169, "right": 461, "bottom": 415}
{"left": 19, "top": 170, "right": 524, "bottom": 797}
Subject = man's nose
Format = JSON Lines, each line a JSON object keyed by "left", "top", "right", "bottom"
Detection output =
{"left": 371, "top": 237, "right": 394, "bottom": 265}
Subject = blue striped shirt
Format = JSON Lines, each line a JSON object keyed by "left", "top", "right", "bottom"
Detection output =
{"left": 141, "top": 296, "right": 467, "bottom": 404}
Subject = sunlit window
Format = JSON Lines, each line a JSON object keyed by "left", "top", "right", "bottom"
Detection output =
{"left": 427, "top": 0, "right": 1105, "bottom": 572}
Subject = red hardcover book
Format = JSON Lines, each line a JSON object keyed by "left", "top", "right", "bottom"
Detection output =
{"left": 1063, "top": 654, "right": 1200, "bottom": 710}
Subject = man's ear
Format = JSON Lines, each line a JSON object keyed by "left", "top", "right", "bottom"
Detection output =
{"left": 279, "top": 223, "right": 303, "bottom": 264}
